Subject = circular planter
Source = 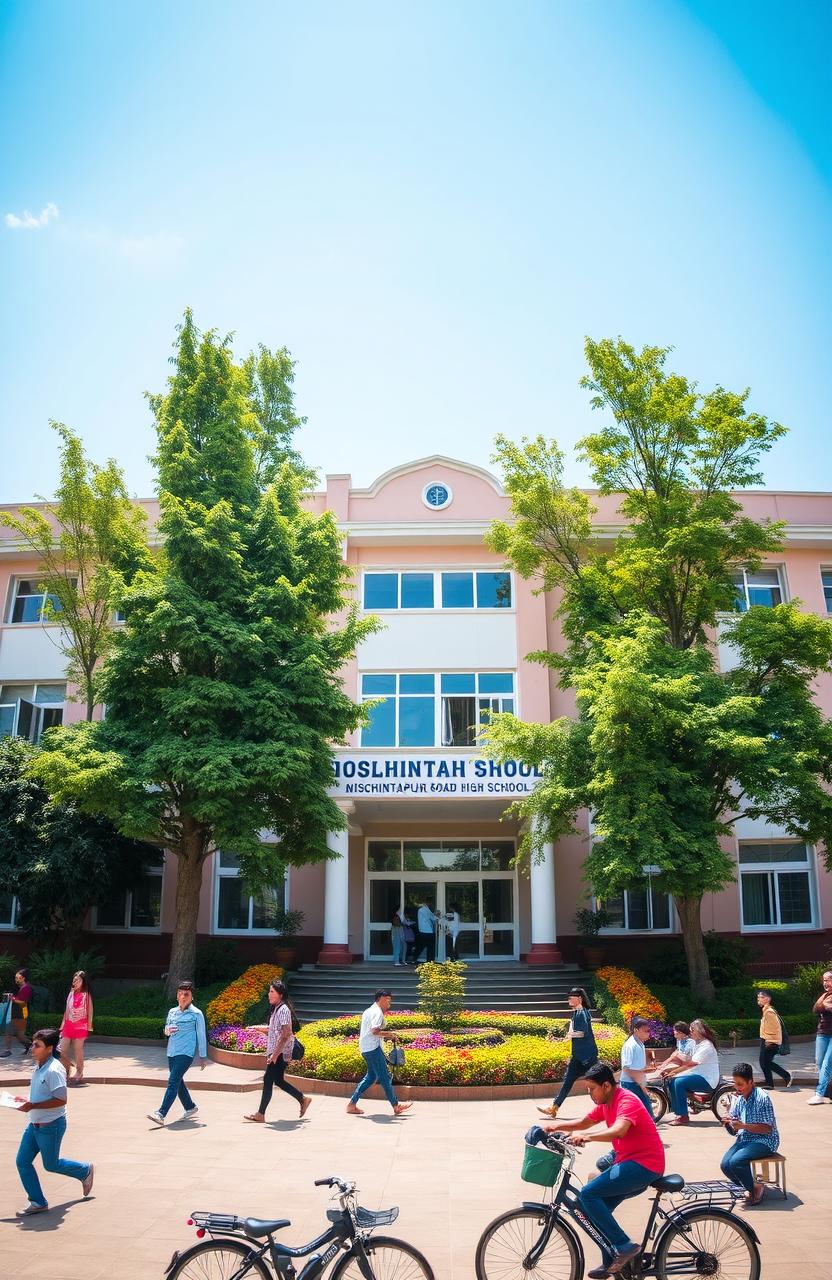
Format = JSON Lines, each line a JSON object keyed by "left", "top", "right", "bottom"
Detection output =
{"left": 208, "top": 1045, "right": 267, "bottom": 1071}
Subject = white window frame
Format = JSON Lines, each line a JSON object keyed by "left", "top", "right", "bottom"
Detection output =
{"left": 91, "top": 859, "right": 165, "bottom": 933}
{"left": 360, "top": 568, "right": 514, "bottom": 613}
{"left": 7, "top": 576, "right": 76, "bottom": 625}
{"left": 0, "top": 894, "right": 20, "bottom": 931}
{"left": 0, "top": 683, "right": 67, "bottom": 744}
{"left": 820, "top": 568, "right": 832, "bottom": 615}
{"left": 729, "top": 566, "right": 786, "bottom": 612}
{"left": 737, "top": 841, "right": 819, "bottom": 933}
{"left": 595, "top": 881, "right": 676, "bottom": 935}
{"left": 212, "top": 852, "right": 290, "bottom": 936}
{"left": 359, "top": 670, "right": 517, "bottom": 749}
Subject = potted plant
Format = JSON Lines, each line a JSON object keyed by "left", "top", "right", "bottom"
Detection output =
{"left": 573, "top": 906, "right": 611, "bottom": 969}
{"left": 273, "top": 908, "right": 306, "bottom": 970}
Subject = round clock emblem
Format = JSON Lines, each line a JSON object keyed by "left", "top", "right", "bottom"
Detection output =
{"left": 422, "top": 482, "right": 452, "bottom": 510}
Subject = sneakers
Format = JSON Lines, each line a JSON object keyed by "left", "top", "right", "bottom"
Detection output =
{"left": 608, "top": 1244, "right": 640, "bottom": 1274}
{"left": 537, "top": 1104, "right": 559, "bottom": 1118}
{"left": 782, "top": 1071, "right": 793, "bottom": 1088}
{"left": 588, "top": 1268, "right": 611, "bottom": 1279}
{"left": 808, "top": 1094, "right": 825, "bottom": 1105}
{"left": 17, "top": 1202, "right": 48, "bottom": 1216}
{"left": 183, "top": 1106, "right": 199, "bottom": 1120}
{"left": 147, "top": 1110, "right": 166, "bottom": 1125}
{"left": 82, "top": 1164, "right": 95, "bottom": 1197}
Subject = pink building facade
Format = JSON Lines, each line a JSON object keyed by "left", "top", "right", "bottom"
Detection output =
{"left": 2, "top": 456, "right": 832, "bottom": 976}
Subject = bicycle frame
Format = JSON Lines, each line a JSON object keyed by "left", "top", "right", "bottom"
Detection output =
{"left": 167, "top": 1209, "right": 376, "bottom": 1280}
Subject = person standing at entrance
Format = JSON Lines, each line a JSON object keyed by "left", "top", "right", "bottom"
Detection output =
{"left": 391, "top": 910, "right": 406, "bottom": 966}
{"left": 538, "top": 987, "right": 598, "bottom": 1118}
{"left": 415, "top": 898, "right": 437, "bottom": 963}
{"left": 444, "top": 902, "right": 461, "bottom": 961}
{"left": 347, "top": 989, "right": 412, "bottom": 1116}
{"left": 147, "top": 980, "right": 208, "bottom": 1126}
{"left": 757, "top": 989, "right": 791, "bottom": 1089}
{"left": 245, "top": 979, "right": 311, "bottom": 1122}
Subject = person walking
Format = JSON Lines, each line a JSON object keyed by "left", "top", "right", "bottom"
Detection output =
{"left": 538, "top": 986, "right": 599, "bottom": 1118}
{"left": 147, "top": 980, "right": 208, "bottom": 1126}
{"left": 756, "top": 989, "right": 792, "bottom": 1089}
{"left": 720, "top": 1061, "right": 780, "bottom": 1205}
{"left": 444, "top": 902, "right": 461, "bottom": 961}
{"left": 1, "top": 968, "right": 33, "bottom": 1057}
{"left": 11, "top": 1027, "right": 94, "bottom": 1215}
{"left": 346, "top": 989, "right": 412, "bottom": 1117}
{"left": 809, "top": 968, "right": 832, "bottom": 1105}
{"left": 666, "top": 1019, "right": 721, "bottom": 1125}
{"left": 245, "top": 979, "right": 311, "bottom": 1122}
{"left": 391, "top": 910, "right": 406, "bottom": 967}
{"left": 402, "top": 905, "right": 417, "bottom": 965}
{"left": 59, "top": 970, "right": 94, "bottom": 1085}
{"left": 415, "top": 899, "right": 437, "bottom": 963}
{"left": 618, "top": 1018, "right": 653, "bottom": 1109}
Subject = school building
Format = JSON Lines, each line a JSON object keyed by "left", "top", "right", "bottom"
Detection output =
{"left": 2, "top": 456, "right": 832, "bottom": 975}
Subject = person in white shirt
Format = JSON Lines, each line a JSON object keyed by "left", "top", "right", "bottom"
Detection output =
{"left": 346, "top": 990, "right": 412, "bottom": 1117}
{"left": 415, "top": 900, "right": 437, "bottom": 963}
{"left": 667, "top": 1019, "right": 722, "bottom": 1125}
{"left": 444, "top": 903, "right": 461, "bottom": 961}
{"left": 619, "top": 1018, "right": 652, "bottom": 1110}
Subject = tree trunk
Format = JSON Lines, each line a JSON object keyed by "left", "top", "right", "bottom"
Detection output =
{"left": 165, "top": 820, "right": 208, "bottom": 998}
{"left": 674, "top": 895, "right": 715, "bottom": 1003}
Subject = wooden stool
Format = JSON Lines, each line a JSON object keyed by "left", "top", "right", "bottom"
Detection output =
{"left": 751, "top": 1152, "right": 787, "bottom": 1199}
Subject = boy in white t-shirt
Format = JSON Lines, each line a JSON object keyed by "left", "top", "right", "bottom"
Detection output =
{"left": 619, "top": 1018, "right": 653, "bottom": 1110}
{"left": 346, "top": 990, "right": 412, "bottom": 1117}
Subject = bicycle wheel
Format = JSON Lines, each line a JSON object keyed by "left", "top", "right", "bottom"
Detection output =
{"left": 475, "top": 1208, "right": 580, "bottom": 1280}
{"left": 333, "top": 1235, "right": 435, "bottom": 1280}
{"left": 167, "top": 1239, "right": 271, "bottom": 1280}
{"left": 654, "top": 1209, "right": 760, "bottom": 1280}
{"left": 711, "top": 1083, "right": 735, "bottom": 1121}
{"left": 646, "top": 1085, "right": 668, "bottom": 1122}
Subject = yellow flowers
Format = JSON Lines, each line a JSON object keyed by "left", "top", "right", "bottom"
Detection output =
{"left": 596, "top": 966, "right": 666, "bottom": 1024}
{"left": 206, "top": 963, "right": 283, "bottom": 1029}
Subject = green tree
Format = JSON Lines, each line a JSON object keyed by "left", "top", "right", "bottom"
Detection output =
{"left": 31, "top": 312, "right": 377, "bottom": 994}
{"left": 0, "top": 736, "right": 155, "bottom": 947}
{"left": 2, "top": 423, "right": 150, "bottom": 720}
{"left": 485, "top": 338, "right": 832, "bottom": 1000}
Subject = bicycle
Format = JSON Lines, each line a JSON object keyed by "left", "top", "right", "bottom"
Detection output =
{"left": 644, "top": 1077, "right": 735, "bottom": 1123}
{"left": 165, "top": 1175, "right": 435, "bottom": 1280}
{"left": 475, "top": 1133, "right": 761, "bottom": 1280}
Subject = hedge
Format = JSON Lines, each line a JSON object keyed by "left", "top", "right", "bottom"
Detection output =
{"left": 39, "top": 1013, "right": 165, "bottom": 1039}
{"left": 653, "top": 980, "right": 812, "bottom": 1031}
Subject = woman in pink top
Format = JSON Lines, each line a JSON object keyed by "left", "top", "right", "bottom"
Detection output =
{"left": 59, "top": 971, "right": 93, "bottom": 1085}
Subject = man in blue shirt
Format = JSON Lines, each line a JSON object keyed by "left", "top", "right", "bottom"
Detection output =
{"left": 147, "top": 980, "right": 208, "bottom": 1126}
{"left": 415, "top": 899, "right": 437, "bottom": 963}
{"left": 720, "top": 1061, "right": 780, "bottom": 1205}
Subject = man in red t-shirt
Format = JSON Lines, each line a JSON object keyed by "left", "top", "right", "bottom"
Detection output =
{"left": 545, "top": 1061, "right": 665, "bottom": 1277}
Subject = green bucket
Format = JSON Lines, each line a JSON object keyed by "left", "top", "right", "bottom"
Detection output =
{"left": 521, "top": 1144, "right": 564, "bottom": 1187}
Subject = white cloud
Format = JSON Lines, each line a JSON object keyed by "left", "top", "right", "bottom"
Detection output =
{"left": 4, "top": 202, "right": 60, "bottom": 230}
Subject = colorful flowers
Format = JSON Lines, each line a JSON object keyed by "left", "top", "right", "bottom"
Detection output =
{"left": 209, "top": 1023, "right": 268, "bottom": 1053}
{"left": 596, "top": 966, "right": 667, "bottom": 1025}
{"left": 206, "top": 963, "right": 283, "bottom": 1029}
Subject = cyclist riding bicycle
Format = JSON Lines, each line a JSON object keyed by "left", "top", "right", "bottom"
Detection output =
{"left": 544, "top": 1060, "right": 665, "bottom": 1278}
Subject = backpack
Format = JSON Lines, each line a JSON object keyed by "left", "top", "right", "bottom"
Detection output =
{"left": 776, "top": 1013, "right": 790, "bottom": 1056}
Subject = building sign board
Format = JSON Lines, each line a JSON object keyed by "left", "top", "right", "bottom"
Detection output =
{"left": 330, "top": 752, "right": 541, "bottom": 798}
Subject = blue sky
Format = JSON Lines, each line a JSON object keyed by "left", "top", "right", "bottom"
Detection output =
{"left": 1, "top": 1, "right": 830, "bottom": 502}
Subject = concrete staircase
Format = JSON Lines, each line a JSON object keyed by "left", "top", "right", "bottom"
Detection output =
{"left": 287, "top": 962, "right": 593, "bottom": 1023}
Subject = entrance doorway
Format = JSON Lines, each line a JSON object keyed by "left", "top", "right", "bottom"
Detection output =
{"left": 366, "top": 838, "right": 517, "bottom": 961}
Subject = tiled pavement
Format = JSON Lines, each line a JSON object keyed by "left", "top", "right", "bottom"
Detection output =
{"left": 0, "top": 1044, "right": 828, "bottom": 1278}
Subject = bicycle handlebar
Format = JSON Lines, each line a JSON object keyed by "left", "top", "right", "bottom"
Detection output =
{"left": 314, "top": 1176, "right": 354, "bottom": 1193}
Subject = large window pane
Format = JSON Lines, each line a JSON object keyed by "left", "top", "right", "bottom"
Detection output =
{"left": 96, "top": 891, "right": 127, "bottom": 928}
{"left": 361, "top": 674, "right": 396, "bottom": 695}
{"left": 363, "top": 573, "right": 398, "bottom": 609}
{"left": 130, "top": 876, "right": 162, "bottom": 928}
{"left": 11, "top": 581, "right": 44, "bottom": 623}
{"left": 746, "top": 570, "right": 782, "bottom": 608}
{"left": 441, "top": 673, "right": 476, "bottom": 693}
{"left": 399, "top": 674, "right": 435, "bottom": 694}
{"left": 370, "top": 879, "right": 403, "bottom": 924}
{"left": 484, "top": 926, "right": 514, "bottom": 956}
{"left": 441, "top": 696, "right": 476, "bottom": 746}
{"left": 398, "top": 696, "right": 434, "bottom": 746}
{"left": 483, "top": 879, "right": 513, "bottom": 921}
{"left": 34, "top": 685, "right": 65, "bottom": 705}
{"left": 362, "top": 698, "right": 396, "bottom": 746}
{"left": 476, "top": 571, "right": 511, "bottom": 608}
{"left": 404, "top": 843, "right": 472, "bottom": 872}
{"left": 777, "top": 872, "right": 812, "bottom": 925}
{"left": 445, "top": 881, "right": 480, "bottom": 921}
{"left": 480, "top": 842, "right": 514, "bottom": 870}
{"left": 627, "top": 887, "right": 649, "bottom": 930}
{"left": 822, "top": 570, "right": 832, "bottom": 613}
{"left": 217, "top": 877, "right": 250, "bottom": 930}
{"left": 741, "top": 873, "right": 773, "bottom": 926}
{"left": 368, "top": 841, "right": 402, "bottom": 872}
{"left": 400, "top": 573, "right": 434, "bottom": 608}
{"left": 0, "top": 705, "right": 15, "bottom": 737}
{"left": 251, "top": 887, "right": 280, "bottom": 930}
{"left": 437, "top": 842, "right": 480, "bottom": 871}
{"left": 478, "top": 673, "right": 514, "bottom": 694}
{"left": 603, "top": 893, "right": 626, "bottom": 930}
{"left": 0, "top": 892, "right": 15, "bottom": 926}
{"left": 738, "top": 842, "right": 808, "bottom": 865}
{"left": 650, "top": 889, "right": 671, "bottom": 930}
{"left": 441, "top": 572, "right": 474, "bottom": 608}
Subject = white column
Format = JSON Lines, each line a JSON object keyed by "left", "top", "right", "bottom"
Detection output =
{"left": 318, "top": 825, "right": 352, "bottom": 965}
{"left": 528, "top": 837, "right": 562, "bottom": 965}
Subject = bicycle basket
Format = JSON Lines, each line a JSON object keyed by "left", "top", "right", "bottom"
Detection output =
{"left": 354, "top": 1206, "right": 400, "bottom": 1229}
{"left": 521, "top": 1144, "right": 564, "bottom": 1187}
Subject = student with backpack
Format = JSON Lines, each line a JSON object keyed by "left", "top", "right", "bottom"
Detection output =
{"left": 757, "top": 989, "right": 792, "bottom": 1089}
{"left": 245, "top": 978, "right": 312, "bottom": 1122}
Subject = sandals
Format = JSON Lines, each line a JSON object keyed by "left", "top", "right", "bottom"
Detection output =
{"left": 244, "top": 1113, "right": 265, "bottom": 1123}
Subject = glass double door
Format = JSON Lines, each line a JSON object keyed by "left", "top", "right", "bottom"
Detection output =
{"left": 368, "top": 874, "right": 516, "bottom": 960}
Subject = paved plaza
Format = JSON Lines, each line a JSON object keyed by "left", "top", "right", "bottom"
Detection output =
{"left": 0, "top": 1046, "right": 829, "bottom": 1279}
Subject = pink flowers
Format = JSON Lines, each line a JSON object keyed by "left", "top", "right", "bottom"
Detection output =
{"left": 209, "top": 1023, "right": 267, "bottom": 1053}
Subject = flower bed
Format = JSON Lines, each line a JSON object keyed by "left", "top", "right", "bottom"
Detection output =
{"left": 205, "top": 964, "right": 283, "bottom": 1029}
{"left": 595, "top": 966, "right": 666, "bottom": 1025}
{"left": 209, "top": 1011, "right": 626, "bottom": 1087}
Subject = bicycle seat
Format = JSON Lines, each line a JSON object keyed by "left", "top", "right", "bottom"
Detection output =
{"left": 244, "top": 1217, "right": 291, "bottom": 1238}
{"left": 651, "top": 1174, "right": 685, "bottom": 1193}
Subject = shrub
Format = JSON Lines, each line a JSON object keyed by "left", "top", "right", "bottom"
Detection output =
{"left": 205, "top": 964, "right": 283, "bottom": 1029}
{"left": 708, "top": 1013, "right": 816, "bottom": 1041}
{"left": 416, "top": 960, "right": 468, "bottom": 1030}
{"left": 27, "top": 946, "right": 105, "bottom": 1007}
{"left": 595, "top": 967, "right": 666, "bottom": 1025}
{"left": 636, "top": 933, "right": 758, "bottom": 988}
{"left": 793, "top": 959, "right": 832, "bottom": 1000}
{"left": 195, "top": 939, "right": 243, "bottom": 987}
{"left": 40, "top": 1012, "right": 166, "bottom": 1039}
{"left": 0, "top": 951, "right": 21, "bottom": 992}
{"left": 653, "top": 980, "right": 804, "bottom": 1025}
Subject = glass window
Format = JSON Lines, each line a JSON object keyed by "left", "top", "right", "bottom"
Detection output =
{"left": 214, "top": 852, "right": 288, "bottom": 933}
{"left": 0, "top": 892, "right": 18, "bottom": 929}
{"left": 362, "top": 698, "right": 396, "bottom": 747}
{"left": 362, "top": 674, "right": 396, "bottom": 695}
{"left": 483, "top": 879, "right": 513, "bottom": 921}
{"left": 370, "top": 879, "right": 403, "bottom": 924}
{"left": 398, "top": 696, "right": 434, "bottom": 747}
{"left": 217, "top": 876, "right": 250, "bottom": 930}
{"left": 738, "top": 842, "right": 808, "bottom": 865}
{"left": 478, "top": 673, "right": 514, "bottom": 694}
{"left": 400, "top": 573, "right": 434, "bottom": 609}
{"left": 441, "top": 572, "right": 474, "bottom": 608}
{"left": 441, "top": 696, "right": 477, "bottom": 746}
{"left": 363, "top": 573, "right": 398, "bottom": 610}
{"left": 731, "top": 568, "right": 784, "bottom": 612}
{"left": 598, "top": 879, "right": 673, "bottom": 932}
{"left": 441, "top": 673, "right": 476, "bottom": 694}
{"left": 476, "top": 571, "right": 512, "bottom": 608}
{"left": 399, "top": 674, "right": 435, "bottom": 694}
{"left": 9, "top": 578, "right": 70, "bottom": 624}
{"left": 822, "top": 570, "right": 832, "bottom": 614}
{"left": 741, "top": 873, "right": 773, "bottom": 927}
{"left": 738, "top": 842, "right": 815, "bottom": 929}
{"left": 367, "top": 841, "right": 402, "bottom": 872}
{"left": 94, "top": 862, "right": 163, "bottom": 930}
{"left": 0, "top": 684, "right": 65, "bottom": 744}
{"left": 480, "top": 842, "right": 515, "bottom": 870}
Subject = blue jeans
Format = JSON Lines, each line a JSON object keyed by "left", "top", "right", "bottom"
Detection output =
{"left": 720, "top": 1138, "right": 776, "bottom": 1193}
{"left": 160, "top": 1053, "right": 196, "bottom": 1117}
{"left": 16, "top": 1116, "right": 89, "bottom": 1207}
{"left": 669, "top": 1073, "right": 712, "bottom": 1117}
{"left": 350, "top": 1046, "right": 398, "bottom": 1108}
{"left": 554, "top": 1055, "right": 598, "bottom": 1107}
{"left": 579, "top": 1160, "right": 656, "bottom": 1262}
{"left": 391, "top": 932, "right": 406, "bottom": 964}
{"left": 621, "top": 1079, "right": 651, "bottom": 1110}
{"left": 815, "top": 1034, "right": 832, "bottom": 1099}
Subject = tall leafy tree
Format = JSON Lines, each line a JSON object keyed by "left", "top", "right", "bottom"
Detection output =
{"left": 32, "top": 312, "right": 377, "bottom": 993}
{"left": 2, "top": 423, "right": 150, "bottom": 719}
{"left": 486, "top": 338, "right": 832, "bottom": 999}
